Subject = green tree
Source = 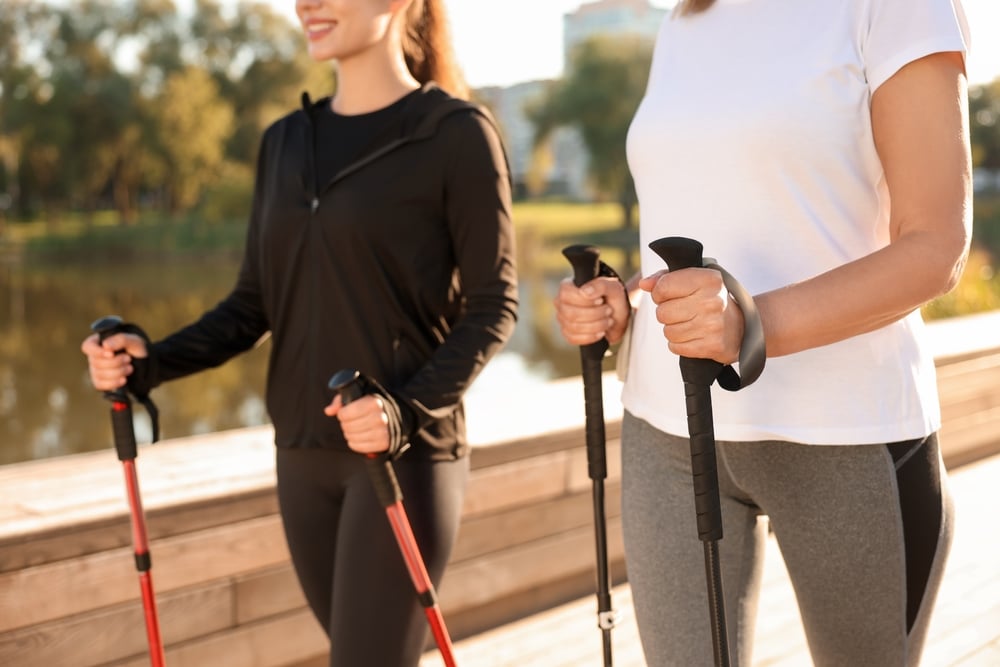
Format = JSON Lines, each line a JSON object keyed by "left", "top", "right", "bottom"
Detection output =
{"left": 150, "top": 66, "right": 234, "bottom": 213}
{"left": 970, "top": 78, "right": 1000, "bottom": 169}
{"left": 527, "top": 35, "right": 653, "bottom": 228}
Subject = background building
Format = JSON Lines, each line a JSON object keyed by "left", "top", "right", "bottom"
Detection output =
{"left": 477, "top": 0, "right": 668, "bottom": 200}
{"left": 564, "top": 0, "right": 668, "bottom": 57}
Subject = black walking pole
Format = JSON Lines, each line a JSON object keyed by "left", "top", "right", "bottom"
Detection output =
{"left": 562, "top": 244, "right": 617, "bottom": 666}
{"left": 647, "top": 238, "right": 733, "bottom": 667}
{"left": 91, "top": 315, "right": 165, "bottom": 667}
{"left": 327, "top": 369, "right": 457, "bottom": 667}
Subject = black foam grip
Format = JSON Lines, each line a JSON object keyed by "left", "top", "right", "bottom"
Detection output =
{"left": 365, "top": 455, "right": 402, "bottom": 508}
{"left": 581, "top": 356, "right": 607, "bottom": 480}
{"left": 648, "top": 237, "right": 725, "bottom": 542}
{"left": 562, "top": 245, "right": 609, "bottom": 479}
{"left": 110, "top": 404, "right": 138, "bottom": 461}
{"left": 684, "top": 380, "right": 723, "bottom": 541}
{"left": 92, "top": 315, "right": 130, "bottom": 403}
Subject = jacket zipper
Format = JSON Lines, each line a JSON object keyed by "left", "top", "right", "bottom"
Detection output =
{"left": 304, "top": 105, "right": 321, "bottom": 440}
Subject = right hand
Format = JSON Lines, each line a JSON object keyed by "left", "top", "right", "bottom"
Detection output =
{"left": 80, "top": 332, "right": 148, "bottom": 392}
{"left": 554, "top": 276, "right": 631, "bottom": 346}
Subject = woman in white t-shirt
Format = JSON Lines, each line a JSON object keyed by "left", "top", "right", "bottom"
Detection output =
{"left": 554, "top": 0, "right": 972, "bottom": 664}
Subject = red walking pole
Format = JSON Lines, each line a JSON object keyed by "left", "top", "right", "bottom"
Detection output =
{"left": 328, "top": 369, "right": 457, "bottom": 667}
{"left": 92, "top": 316, "right": 166, "bottom": 667}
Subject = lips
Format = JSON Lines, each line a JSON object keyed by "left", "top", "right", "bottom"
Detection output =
{"left": 304, "top": 20, "right": 336, "bottom": 41}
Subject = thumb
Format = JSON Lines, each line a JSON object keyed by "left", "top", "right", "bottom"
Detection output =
{"left": 638, "top": 270, "right": 667, "bottom": 292}
{"left": 323, "top": 394, "right": 343, "bottom": 417}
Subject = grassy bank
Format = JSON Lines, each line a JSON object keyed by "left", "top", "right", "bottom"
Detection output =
{"left": 3, "top": 198, "right": 998, "bottom": 319}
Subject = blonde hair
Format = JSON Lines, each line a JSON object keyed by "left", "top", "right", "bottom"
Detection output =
{"left": 674, "top": 0, "right": 716, "bottom": 16}
{"left": 402, "top": 0, "right": 469, "bottom": 99}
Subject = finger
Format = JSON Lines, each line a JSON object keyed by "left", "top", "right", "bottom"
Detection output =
{"left": 323, "top": 394, "right": 343, "bottom": 417}
{"left": 556, "top": 279, "right": 604, "bottom": 307}
{"left": 638, "top": 269, "right": 668, "bottom": 292}
{"left": 101, "top": 333, "right": 148, "bottom": 359}
{"left": 337, "top": 395, "right": 387, "bottom": 427}
{"left": 81, "top": 334, "right": 103, "bottom": 355}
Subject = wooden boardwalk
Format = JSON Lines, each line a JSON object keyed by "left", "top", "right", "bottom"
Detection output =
{"left": 422, "top": 452, "right": 1000, "bottom": 667}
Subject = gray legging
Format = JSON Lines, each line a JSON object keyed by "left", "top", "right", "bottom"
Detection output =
{"left": 621, "top": 411, "right": 954, "bottom": 667}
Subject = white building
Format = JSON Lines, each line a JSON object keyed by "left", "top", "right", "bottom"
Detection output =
{"left": 476, "top": 0, "right": 669, "bottom": 200}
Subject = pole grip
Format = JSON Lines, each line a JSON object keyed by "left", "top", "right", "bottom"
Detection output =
{"left": 110, "top": 402, "right": 138, "bottom": 461}
{"left": 92, "top": 315, "right": 141, "bottom": 461}
{"left": 648, "top": 237, "right": 725, "bottom": 542}
{"left": 92, "top": 315, "right": 130, "bottom": 403}
{"left": 328, "top": 369, "right": 403, "bottom": 508}
{"left": 562, "top": 245, "right": 609, "bottom": 481}
{"left": 562, "top": 244, "right": 610, "bottom": 361}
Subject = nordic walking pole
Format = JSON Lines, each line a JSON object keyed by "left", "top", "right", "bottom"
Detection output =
{"left": 647, "top": 238, "right": 732, "bottom": 667}
{"left": 91, "top": 315, "right": 166, "bottom": 667}
{"left": 327, "top": 369, "right": 457, "bottom": 667}
{"left": 562, "top": 244, "right": 616, "bottom": 666}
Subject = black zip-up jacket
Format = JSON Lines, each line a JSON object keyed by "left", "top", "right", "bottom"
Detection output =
{"left": 131, "top": 83, "right": 518, "bottom": 461}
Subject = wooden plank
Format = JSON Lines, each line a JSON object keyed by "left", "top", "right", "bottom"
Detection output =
{"left": 107, "top": 609, "right": 328, "bottom": 667}
{"left": 0, "top": 581, "right": 232, "bottom": 667}
{"left": 0, "top": 490, "right": 278, "bottom": 574}
{"left": 461, "top": 450, "right": 574, "bottom": 517}
{"left": 940, "top": 407, "right": 1000, "bottom": 468}
{"left": 451, "top": 482, "right": 622, "bottom": 563}
{"left": 233, "top": 564, "right": 308, "bottom": 625}
{"left": 438, "top": 516, "right": 625, "bottom": 614}
{"left": 0, "top": 515, "right": 289, "bottom": 633}
{"left": 0, "top": 428, "right": 276, "bottom": 542}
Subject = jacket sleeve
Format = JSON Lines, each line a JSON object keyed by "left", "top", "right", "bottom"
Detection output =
{"left": 395, "top": 109, "right": 519, "bottom": 429}
{"left": 128, "top": 132, "right": 273, "bottom": 396}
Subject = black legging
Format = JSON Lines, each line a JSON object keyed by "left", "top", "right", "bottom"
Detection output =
{"left": 276, "top": 447, "right": 469, "bottom": 666}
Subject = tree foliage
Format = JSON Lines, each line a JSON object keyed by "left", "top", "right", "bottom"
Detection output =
{"left": 970, "top": 78, "right": 1000, "bottom": 170}
{"left": 527, "top": 35, "right": 653, "bottom": 228}
{"left": 0, "top": 0, "right": 333, "bottom": 225}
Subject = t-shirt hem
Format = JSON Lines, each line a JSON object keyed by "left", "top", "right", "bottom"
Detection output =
{"left": 623, "top": 406, "right": 940, "bottom": 446}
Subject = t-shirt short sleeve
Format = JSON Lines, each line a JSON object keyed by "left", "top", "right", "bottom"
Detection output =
{"left": 864, "top": 0, "right": 971, "bottom": 94}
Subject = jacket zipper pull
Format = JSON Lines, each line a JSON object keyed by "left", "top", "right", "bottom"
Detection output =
{"left": 311, "top": 197, "right": 319, "bottom": 214}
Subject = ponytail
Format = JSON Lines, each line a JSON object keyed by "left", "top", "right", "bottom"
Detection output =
{"left": 402, "top": 0, "right": 469, "bottom": 100}
{"left": 674, "top": 0, "right": 716, "bottom": 16}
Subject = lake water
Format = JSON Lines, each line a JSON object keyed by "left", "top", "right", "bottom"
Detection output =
{"left": 0, "top": 251, "right": 615, "bottom": 465}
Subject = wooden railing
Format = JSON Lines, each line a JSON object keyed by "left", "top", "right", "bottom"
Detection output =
{"left": 1, "top": 311, "right": 997, "bottom": 667}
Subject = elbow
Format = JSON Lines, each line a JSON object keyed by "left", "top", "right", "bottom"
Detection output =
{"left": 926, "top": 228, "right": 971, "bottom": 298}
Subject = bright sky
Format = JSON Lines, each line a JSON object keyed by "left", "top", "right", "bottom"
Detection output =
{"left": 256, "top": 0, "right": 1000, "bottom": 89}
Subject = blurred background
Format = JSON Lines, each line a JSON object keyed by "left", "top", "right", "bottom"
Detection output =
{"left": 2, "top": 0, "right": 998, "bottom": 465}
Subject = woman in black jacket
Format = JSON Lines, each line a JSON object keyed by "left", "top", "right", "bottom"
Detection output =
{"left": 81, "top": 0, "right": 518, "bottom": 664}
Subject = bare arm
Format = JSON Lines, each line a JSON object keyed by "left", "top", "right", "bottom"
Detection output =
{"left": 643, "top": 51, "right": 972, "bottom": 363}
{"left": 756, "top": 51, "right": 971, "bottom": 357}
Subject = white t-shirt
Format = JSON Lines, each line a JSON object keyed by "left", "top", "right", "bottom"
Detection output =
{"left": 622, "top": 0, "right": 971, "bottom": 444}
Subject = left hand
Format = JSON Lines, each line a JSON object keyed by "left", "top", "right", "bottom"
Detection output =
{"left": 323, "top": 394, "right": 390, "bottom": 454}
{"left": 640, "top": 267, "right": 744, "bottom": 365}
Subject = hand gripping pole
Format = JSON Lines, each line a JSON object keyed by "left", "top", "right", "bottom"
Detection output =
{"left": 327, "top": 369, "right": 457, "bottom": 667}
{"left": 562, "top": 244, "right": 618, "bottom": 666}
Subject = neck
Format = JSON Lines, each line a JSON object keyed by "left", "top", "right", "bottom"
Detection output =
{"left": 331, "top": 45, "right": 420, "bottom": 115}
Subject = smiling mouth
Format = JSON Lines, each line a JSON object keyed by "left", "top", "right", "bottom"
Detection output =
{"left": 305, "top": 21, "right": 336, "bottom": 40}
